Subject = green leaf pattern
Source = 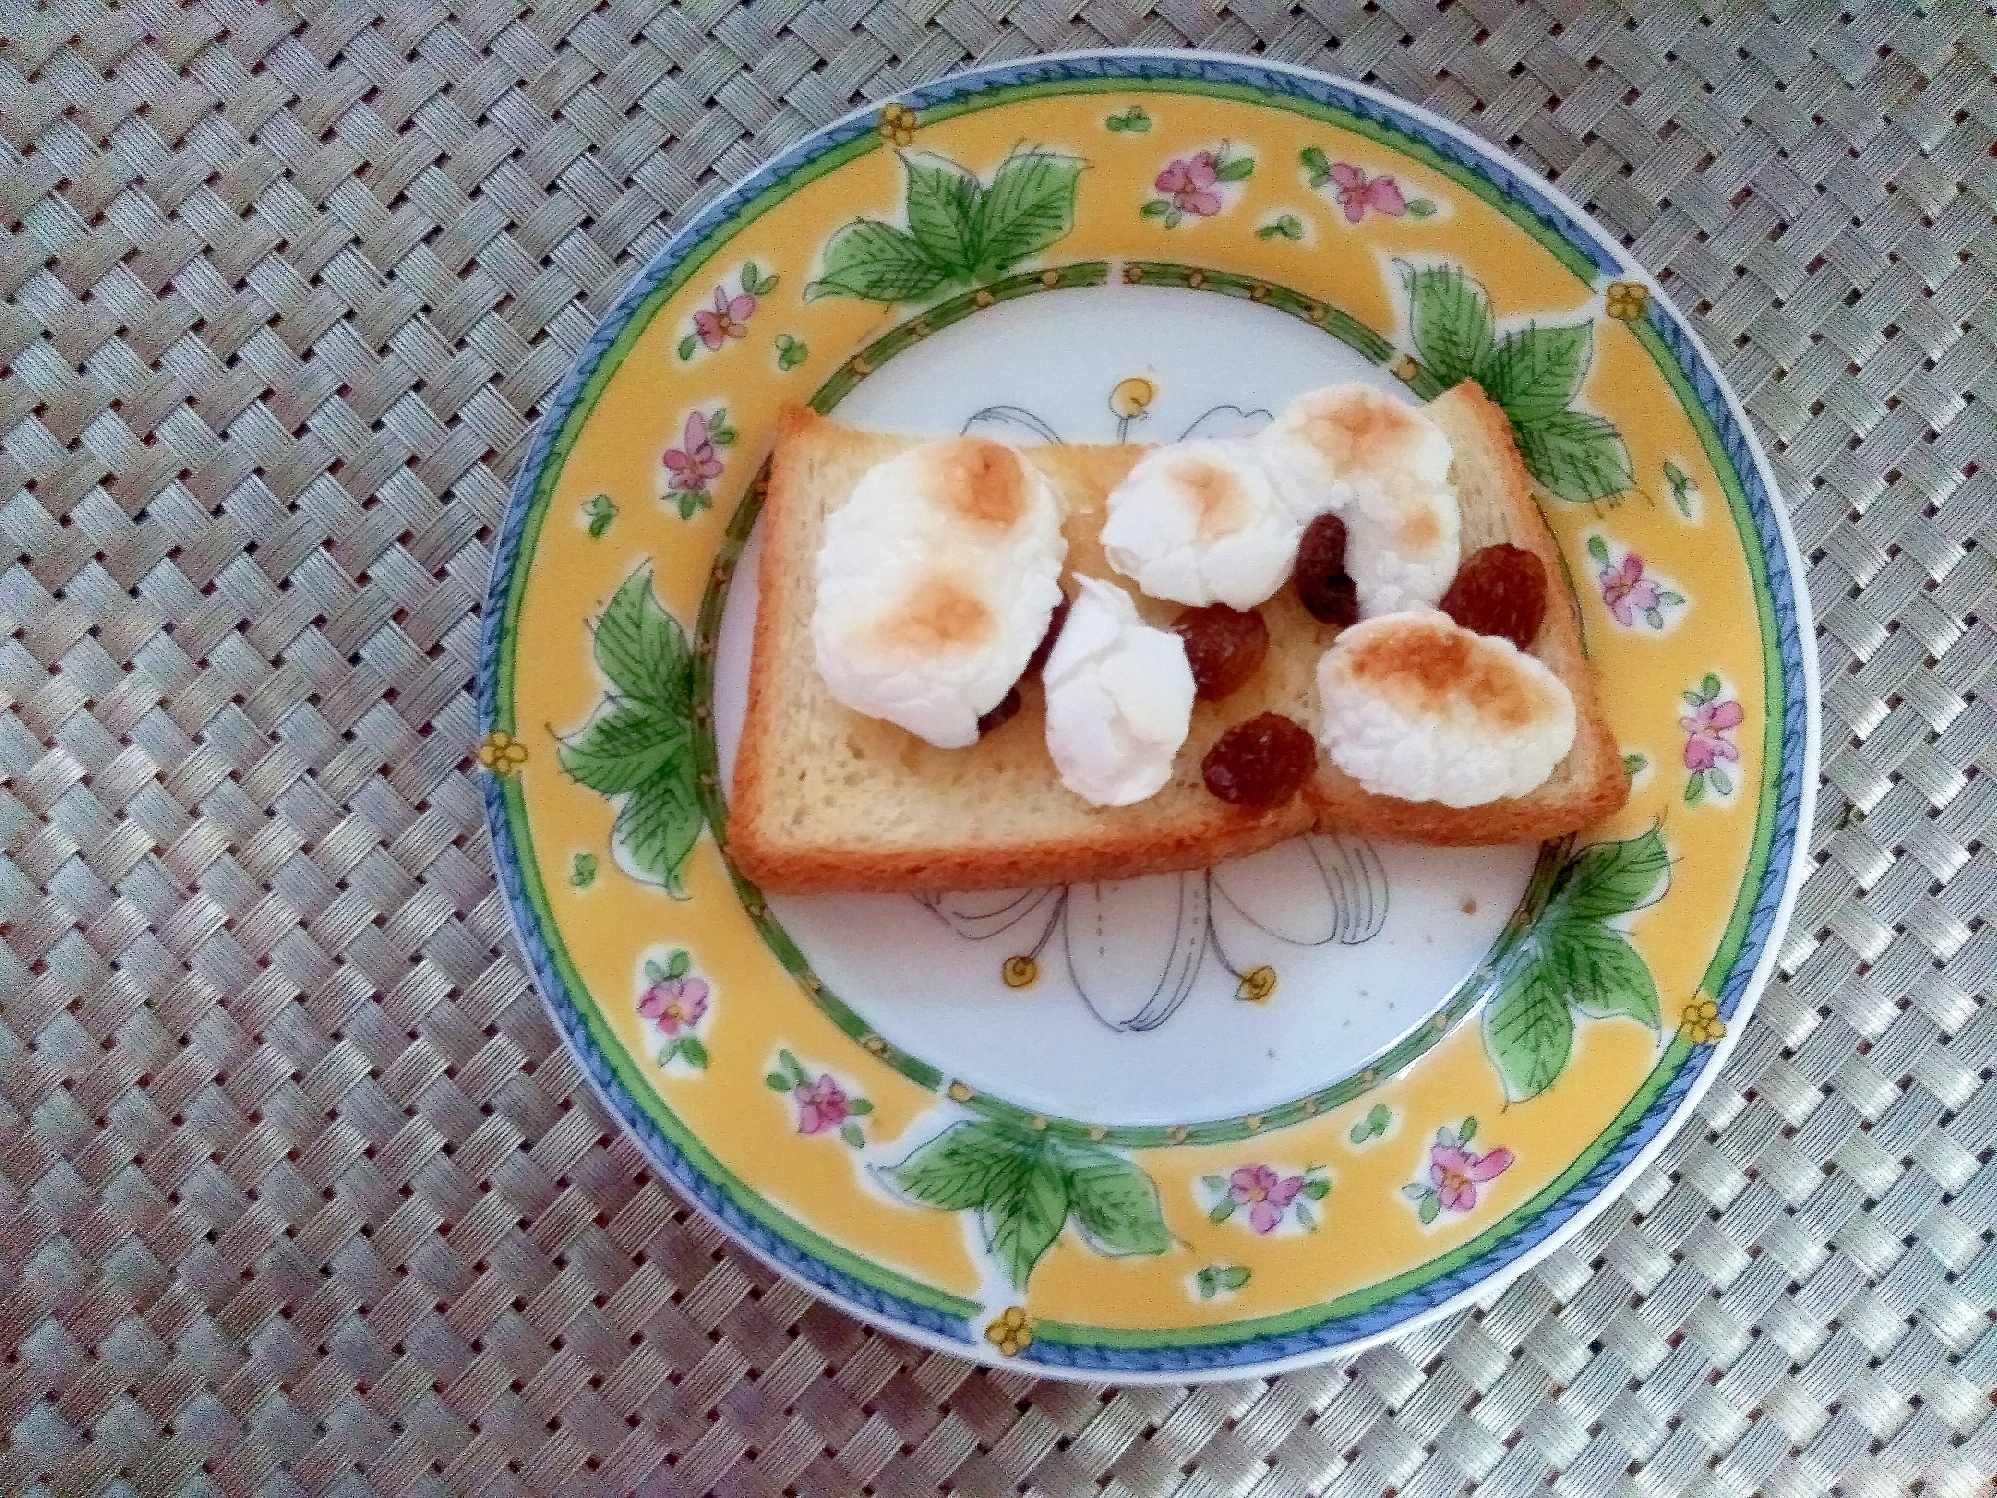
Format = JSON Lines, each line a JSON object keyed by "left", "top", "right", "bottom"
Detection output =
{"left": 1400, "top": 263, "right": 1634, "bottom": 502}
{"left": 581, "top": 493, "right": 616, "bottom": 538}
{"left": 1348, "top": 1103, "right": 1393, "bottom": 1145}
{"left": 806, "top": 148, "right": 1084, "bottom": 304}
{"left": 558, "top": 569, "right": 703, "bottom": 897}
{"left": 1195, "top": 1264, "right": 1251, "bottom": 1299}
{"left": 884, "top": 1121, "right": 1171, "bottom": 1289}
{"left": 1481, "top": 828, "right": 1672, "bottom": 1102}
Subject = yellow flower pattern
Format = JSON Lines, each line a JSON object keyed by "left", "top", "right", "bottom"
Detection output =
{"left": 984, "top": 1305, "right": 1033, "bottom": 1356}
{"left": 1109, "top": 376, "right": 1156, "bottom": 419}
{"left": 478, "top": 730, "right": 528, "bottom": 773}
{"left": 877, "top": 101, "right": 917, "bottom": 147}
{"left": 1606, "top": 280, "right": 1650, "bottom": 321}
{"left": 1235, "top": 965, "right": 1278, "bottom": 1003}
{"left": 1679, "top": 998, "right": 1725, "bottom": 1045}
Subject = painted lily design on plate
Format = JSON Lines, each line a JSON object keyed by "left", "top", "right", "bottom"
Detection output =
{"left": 920, "top": 832, "right": 1387, "bottom": 1032}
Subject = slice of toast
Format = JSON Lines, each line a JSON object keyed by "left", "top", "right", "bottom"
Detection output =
{"left": 728, "top": 385, "right": 1627, "bottom": 894}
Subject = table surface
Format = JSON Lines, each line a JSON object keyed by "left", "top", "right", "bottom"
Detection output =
{"left": 1, "top": 3, "right": 1992, "bottom": 1495}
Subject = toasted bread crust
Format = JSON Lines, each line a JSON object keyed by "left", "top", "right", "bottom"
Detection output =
{"left": 729, "top": 390, "right": 1627, "bottom": 894}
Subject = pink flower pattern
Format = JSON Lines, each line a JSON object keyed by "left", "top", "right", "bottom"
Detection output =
{"left": 1302, "top": 149, "right": 1438, "bottom": 221}
{"left": 1678, "top": 674, "right": 1742, "bottom": 803}
{"left": 1682, "top": 697, "right": 1744, "bottom": 773}
{"left": 1143, "top": 145, "right": 1252, "bottom": 227}
{"left": 768, "top": 1049, "right": 873, "bottom": 1147}
{"left": 1588, "top": 537, "right": 1685, "bottom": 631}
{"left": 678, "top": 264, "right": 775, "bottom": 362}
{"left": 1230, "top": 1165, "right": 1304, "bottom": 1235}
{"left": 1155, "top": 152, "right": 1222, "bottom": 217}
{"left": 1405, "top": 1119, "right": 1513, "bottom": 1223}
{"left": 662, "top": 411, "right": 722, "bottom": 492}
{"left": 1207, "top": 1162, "right": 1328, "bottom": 1234}
{"left": 1428, "top": 1141, "right": 1516, "bottom": 1214}
{"left": 1327, "top": 162, "right": 1407, "bottom": 222}
{"left": 1600, "top": 553, "right": 1662, "bottom": 627}
{"left": 693, "top": 285, "right": 755, "bottom": 349}
{"left": 794, "top": 1074, "right": 850, "bottom": 1135}
{"left": 638, "top": 976, "right": 707, "bottom": 1034}
{"left": 639, "top": 951, "right": 710, "bottom": 1069}
{"left": 660, "top": 407, "right": 736, "bottom": 518}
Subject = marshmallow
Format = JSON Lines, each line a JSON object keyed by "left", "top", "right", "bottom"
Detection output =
{"left": 1316, "top": 612, "right": 1575, "bottom": 805}
{"left": 1043, "top": 577, "right": 1197, "bottom": 806}
{"left": 1099, "top": 440, "right": 1300, "bottom": 610}
{"left": 812, "top": 437, "right": 1066, "bottom": 748}
{"left": 1260, "top": 383, "right": 1461, "bottom": 617}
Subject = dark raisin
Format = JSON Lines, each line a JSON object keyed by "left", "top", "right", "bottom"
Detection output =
{"left": 1201, "top": 713, "right": 1317, "bottom": 806}
{"left": 1438, "top": 543, "right": 1547, "bottom": 651}
{"left": 1171, "top": 605, "right": 1269, "bottom": 700}
{"left": 1294, "top": 512, "right": 1359, "bottom": 626}
{"left": 1025, "top": 593, "right": 1071, "bottom": 677}
{"left": 976, "top": 686, "right": 1022, "bottom": 738}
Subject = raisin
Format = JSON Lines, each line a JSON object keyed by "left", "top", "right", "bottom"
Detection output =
{"left": 1025, "top": 593, "right": 1071, "bottom": 677}
{"left": 1438, "top": 543, "right": 1547, "bottom": 651}
{"left": 1202, "top": 713, "right": 1317, "bottom": 806}
{"left": 976, "top": 686, "right": 1022, "bottom": 738}
{"left": 1294, "top": 512, "right": 1359, "bottom": 626}
{"left": 1171, "top": 605, "right": 1269, "bottom": 700}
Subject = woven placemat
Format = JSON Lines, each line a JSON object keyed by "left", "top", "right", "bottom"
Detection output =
{"left": 1, "top": 2, "right": 1991, "bottom": 1494}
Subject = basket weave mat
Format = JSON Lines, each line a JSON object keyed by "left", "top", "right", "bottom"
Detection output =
{"left": 2, "top": 2, "right": 1992, "bottom": 1494}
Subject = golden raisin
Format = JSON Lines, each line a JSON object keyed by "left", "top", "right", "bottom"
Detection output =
{"left": 1438, "top": 543, "right": 1547, "bottom": 651}
{"left": 1202, "top": 713, "right": 1316, "bottom": 805}
{"left": 1294, "top": 512, "right": 1359, "bottom": 626}
{"left": 1171, "top": 605, "right": 1269, "bottom": 700}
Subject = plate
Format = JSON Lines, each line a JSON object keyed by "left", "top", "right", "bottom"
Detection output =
{"left": 478, "top": 51, "right": 1816, "bottom": 1379}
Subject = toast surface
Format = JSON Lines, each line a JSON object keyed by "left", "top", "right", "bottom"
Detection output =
{"left": 729, "top": 387, "right": 1627, "bottom": 894}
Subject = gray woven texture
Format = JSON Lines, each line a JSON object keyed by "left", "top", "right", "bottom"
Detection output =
{"left": 0, "top": 0, "right": 1991, "bottom": 1493}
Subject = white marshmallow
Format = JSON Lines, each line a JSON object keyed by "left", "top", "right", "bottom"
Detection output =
{"left": 1043, "top": 577, "right": 1196, "bottom": 807}
{"left": 812, "top": 438, "right": 1066, "bottom": 748}
{"left": 1315, "top": 612, "right": 1575, "bottom": 806}
{"left": 1259, "top": 383, "right": 1461, "bottom": 617}
{"left": 1099, "top": 439, "right": 1301, "bottom": 610}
